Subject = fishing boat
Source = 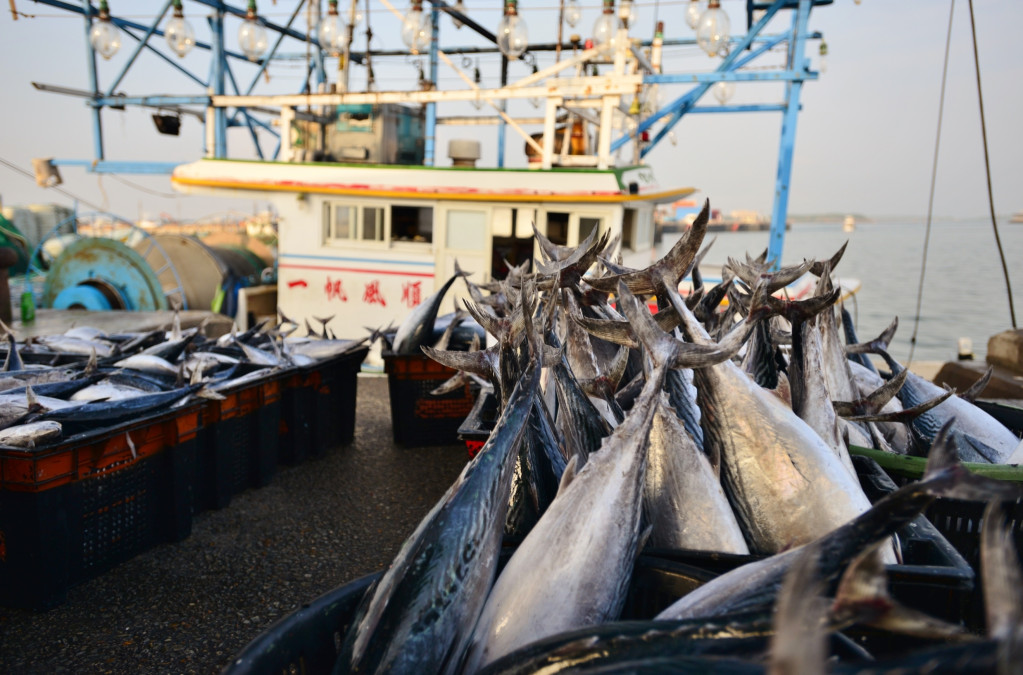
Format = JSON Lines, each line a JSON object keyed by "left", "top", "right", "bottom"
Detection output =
{"left": 843, "top": 214, "right": 855, "bottom": 232}
{"left": 1010, "top": 211, "right": 1023, "bottom": 224}
{"left": 27, "top": 0, "right": 837, "bottom": 336}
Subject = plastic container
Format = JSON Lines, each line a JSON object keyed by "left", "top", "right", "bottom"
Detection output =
{"left": 196, "top": 369, "right": 285, "bottom": 511}
{"left": 222, "top": 552, "right": 716, "bottom": 674}
{"left": 382, "top": 351, "right": 477, "bottom": 447}
{"left": 279, "top": 346, "right": 368, "bottom": 464}
{"left": 0, "top": 402, "right": 202, "bottom": 610}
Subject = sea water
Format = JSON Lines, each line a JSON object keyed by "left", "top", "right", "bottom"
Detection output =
{"left": 656, "top": 218, "right": 1023, "bottom": 364}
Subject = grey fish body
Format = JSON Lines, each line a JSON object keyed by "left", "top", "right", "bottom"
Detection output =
{"left": 893, "top": 364, "right": 1021, "bottom": 463}
{"left": 679, "top": 305, "right": 874, "bottom": 555}
{"left": 391, "top": 274, "right": 461, "bottom": 355}
{"left": 645, "top": 395, "right": 749, "bottom": 553}
{"left": 0, "top": 420, "right": 62, "bottom": 448}
{"left": 336, "top": 365, "right": 539, "bottom": 675}
{"left": 35, "top": 335, "right": 114, "bottom": 357}
{"left": 114, "top": 354, "right": 179, "bottom": 377}
{"left": 791, "top": 321, "right": 857, "bottom": 478}
{"left": 462, "top": 357, "right": 669, "bottom": 673}
{"left": 71, "top": 382, "right": 151, "bottom": 402}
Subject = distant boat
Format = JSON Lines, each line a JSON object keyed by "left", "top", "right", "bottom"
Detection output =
{"left": 1010, "top": 211, "right": 1023, "bottom": 224}
{"left": 843, "top": 215, "right": 856, "bottom": 232}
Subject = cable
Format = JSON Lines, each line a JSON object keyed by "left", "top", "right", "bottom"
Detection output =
{"left": 0, "top": 155, "right": 107, "bottom": 212}
{"left": 967, "top": 0, "right": 1016, "bottom": 329}
{"left": 108, "top": 173, "right": 181, "bottom": 199}
{"left": 907, "top": 0, "right": 954, "bottom": 366}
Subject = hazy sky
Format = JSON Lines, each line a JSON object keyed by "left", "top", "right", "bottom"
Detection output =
{"left": 0, "top": 0, "right": 1019, "bottom": 221}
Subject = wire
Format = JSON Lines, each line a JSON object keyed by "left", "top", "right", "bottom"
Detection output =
{"left": 0, "top": 154, "right": 107, "bottom": 212}
{"left": 967, "top": 0, "right": 1016, "bottom": 330}
{"left": 907, "top": 0, "right": 954, "bottom": 366}
{"left": 108, "top": 173, "right": 181, "bottom": 199}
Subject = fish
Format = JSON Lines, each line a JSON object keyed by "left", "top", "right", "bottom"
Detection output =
{"left": 644, "top": 393, "right": 749, "bottom": 553}
{"left": 114, "top": 354, "right": 180, "bottom": 377}
{"left": 334, "top": 360, "right": 539, "bottom": 675}
{"left": 0, "top": 420, "right": 62, "bottom": 448}
{"left": 656, "top": 421, "right": 1023, "bottom": 622}
{"left": 391, "top": 271, "right": 467, "bottom": 355}
{"left": 667, "top": 280, "right": 880, "bottom": 556}
{"left": 34, "top": 384, "right": 204, "bottom": 435}
{"left": 461, "top": 282, "right": 743, "bottom": 673}
{"left": 864, "top": 348, "right": 1023, "bottom": 463}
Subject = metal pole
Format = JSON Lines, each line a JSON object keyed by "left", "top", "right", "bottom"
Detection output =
{"left": 498, "top": 56, "right": 508, "bottom": 168}
{"left": 425, "top": 7, "right": 439, "bottom": 166}
{"left": 209, "top": 12, "right": 228, "bottom": 158}
{"left": 105, "top": 0, "right": 172, "bottom": 96}
{"left": 766, "top": 0, "right": 811, "bottom": 269}
{"left": 81, "top": 0, "right": 105, "bottom": 161}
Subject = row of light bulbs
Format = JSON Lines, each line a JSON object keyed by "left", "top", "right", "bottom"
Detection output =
{"left": 88, "top": 0, "right": 734, "bottom": 63}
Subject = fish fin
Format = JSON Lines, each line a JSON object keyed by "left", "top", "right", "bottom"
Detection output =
{"left": 960, "top": 366, "right": 994, "bottom": 403}
{"left": 421, "top": 345, "right": 496, "bottom": 382}
{"left": 809, "top": 241, "right": 848, "bottom": 277}
{"left": 304, "top": 318, "right": 317, "bottom": 339}
{"left": 556, "top": 454, "right": 580, "bottom": 496}
{"left": 833, "top": 369, "right": 909, "bottom": 417}
{"left": 126, "top": 432, "right": 137, "bottom": 460}
{"left": 616, "top": 280, "right": 679, "bottom": 373}
{"left": 452, "top": 258, "right": 472, "bottom": 279}
{"left": 195, "top": 386, "right": 226, "bottom": 401}
{"left": 429, "top": 372, "right": 468, "bottom": 396}
{"left": 25, "top": 385, "right": 39, "bottom": 412}
{"left": 189, "top": 361, "right": 203, "bottom": 386}
{"left": 832, "top": 541, "right": 970, "bottom": 640}
{"left": 769, "top": 542, "right": 828, "bottom": 675}
{"left": 982, "top": 501, "right": 1023, "bottom": 647}
{"left": 923, "top": 421, "right": 1023, "bottom": 501}
{"left": 837, "top": 383, "right": 952, "bottom": 424}
{"left": 846, "top": 317, "right": 899, "bottom": 356}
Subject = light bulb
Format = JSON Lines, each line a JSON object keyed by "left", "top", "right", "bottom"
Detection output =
{"left": 497, "top": 14, "right": 528, "bottom": 60}
{"left": 564, "top": 0, "right": 581, "bottom": 28}
{"left": 238, "top": 8, "right": 268, "bottom": 62}
{"left": 90, "top": 3, "right": 121, "bottom": 61}
{"left": 713, "top": 80, "right": 734, "bottom": 104}
{"left": 317, "top": 13, "right": 346, "bottom": 55}
{"left": 401, "top": 7, "right": 430, "bottom": 54}
{"left": 617, "top": 0, "right": 634, "bottom": 28}
{"left": 696, "top": 1, "right": 729, "bottom": 58}
{"left": 685, "top": 0, "right": 706, "bottom": 30}
{"left": 165, "top": 15, "right": 195, "bottom": 57}
{"left": 592, "top": 12, "right": 617, "bottom": 49}
{"left": 451, "top": 0, "right": 466, "bottom": 29}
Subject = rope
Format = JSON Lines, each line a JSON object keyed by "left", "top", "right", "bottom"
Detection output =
{"left": 907, "top": 0, "right": 955, "bottom": 366}
{"left": 968, "top": 0, "right": 1016, "bottom": 329}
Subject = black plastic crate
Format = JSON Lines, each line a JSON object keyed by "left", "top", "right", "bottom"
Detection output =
{"left": 383, "top": 351, "right": 477, "bottom": 447}
{"left": 196, "top": 371, "right": 284, "bottom": 511}
{"left": 279, "top": 347, "right": 367, "bottom": 464}
{"left": 0, "top": 404, "right": 201, "bottom": 610}
{"left": 222, "top": 552, "right": 717, "bottom": 674}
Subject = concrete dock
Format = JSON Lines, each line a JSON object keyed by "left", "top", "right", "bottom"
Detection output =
{"left": 0, "top": 375, "right": 468, "bottom": 674}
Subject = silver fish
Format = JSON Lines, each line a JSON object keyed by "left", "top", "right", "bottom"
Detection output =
{"left": 0, "top": 420, "right": 62, "bottom": 448}
{"left": 114, "top": 354, "right": 179, "bottom": 377}
{"left": 336, "top": 362, "right": 539, "bottom": 675}
{"left": 645, "top": 393, "right": 749, "bottom": 553}
{"left": 669, "top": 284, "right": 879, "bottom": 556}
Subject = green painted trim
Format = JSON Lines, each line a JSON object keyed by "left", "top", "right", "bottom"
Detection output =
{"left": 849, "top": 445, "right": 1023, "bottom": 482}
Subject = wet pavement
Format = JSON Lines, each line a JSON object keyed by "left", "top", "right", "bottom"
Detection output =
{"left": 0, "top": 375, "right": 469, "bottom": 674}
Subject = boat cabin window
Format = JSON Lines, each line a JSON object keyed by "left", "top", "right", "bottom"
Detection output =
{"left": 621, "top": 209, "right": 636, "bottom": 251}
{"left": 579, "top": 216, "right": 601, "bottom": 244}
{"left": 546, "top": 212, "right": 569, "bottom": 246}
{"left": 391, "top": 205, "right": 433, "bottom": 244}
{"left": 323, "top": 202, "right": 386, "bottom": 244}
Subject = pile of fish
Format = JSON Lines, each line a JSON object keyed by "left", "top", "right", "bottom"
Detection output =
{"left": 331, "top": 200, "right": 1023, "bottom": 674}
{"left": 0, "top": 313, "right": 367, "bottom": 449}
